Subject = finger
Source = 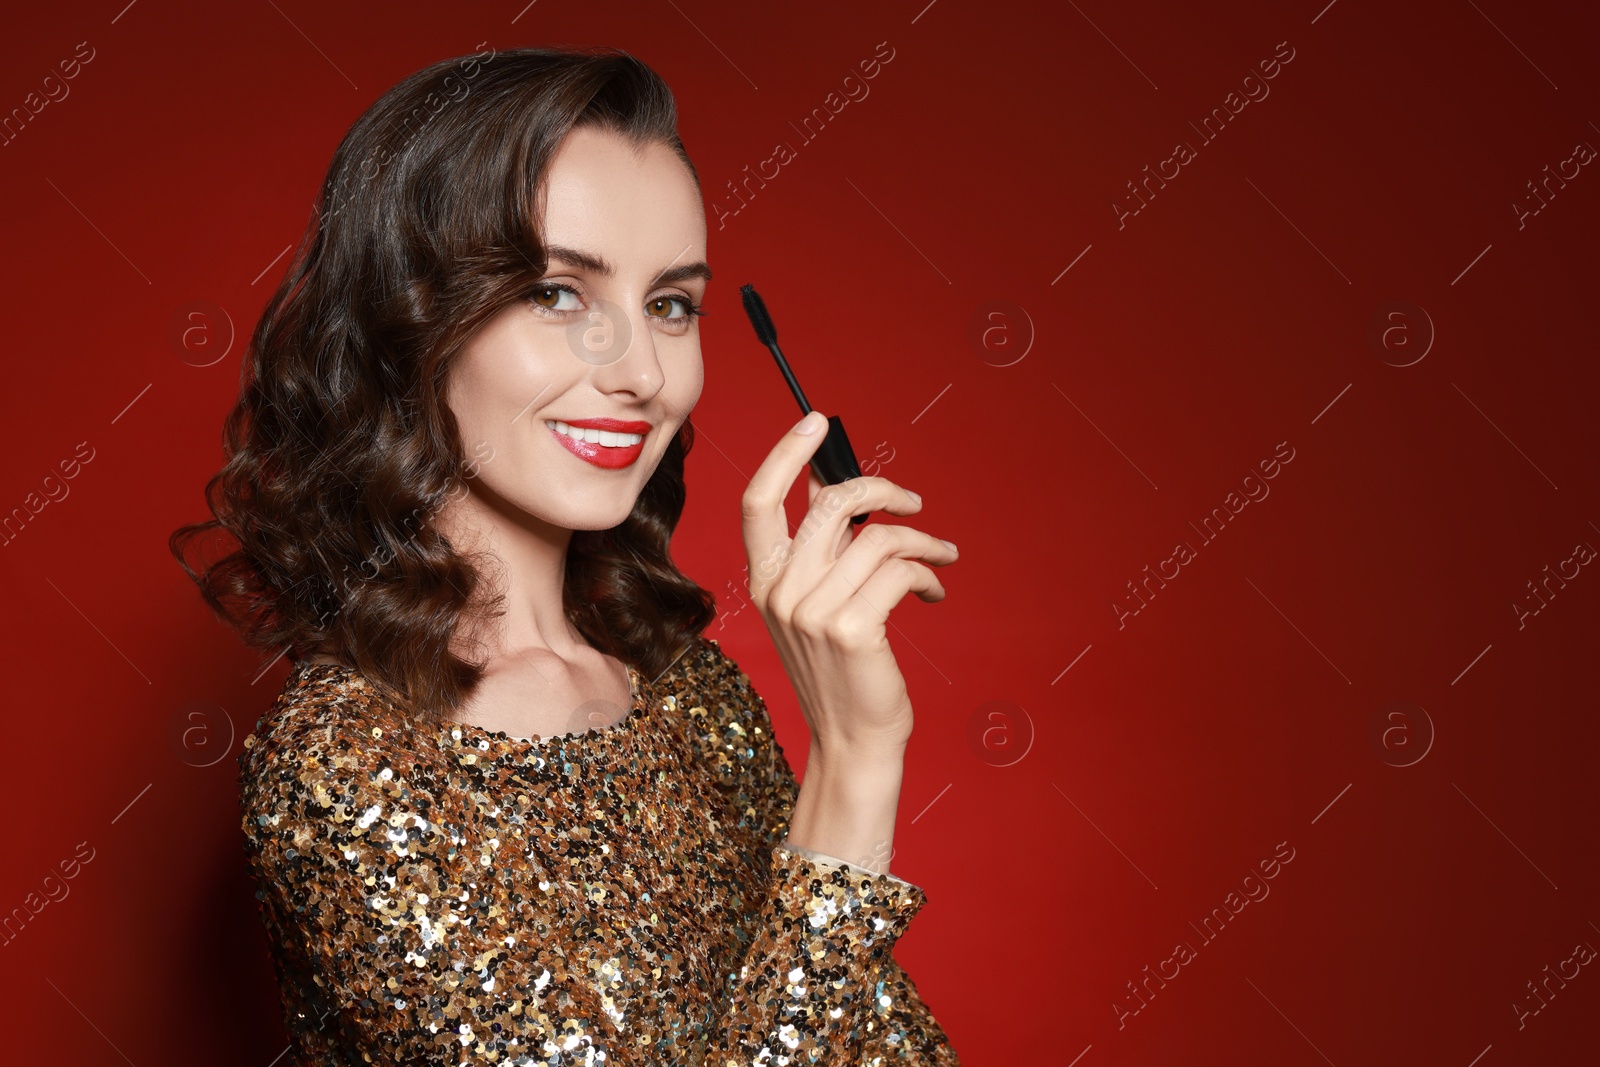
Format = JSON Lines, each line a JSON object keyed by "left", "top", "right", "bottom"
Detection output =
{"left": 809, "top": 524, "right": 958, "bottom": 611}
{"left": 786, "top": 476, "right": 926, "bottom": 583}
{"left": 805, "top": 467, "right": 856, "bottom": 560}
{"left": 855, "top": 557, "right": 946, "bottom": 613}
{"left": 797, "top": 557, "right": 946, "bottom": 640}
{"left": 741, "top": 411, "right": 831, "bottom": 586}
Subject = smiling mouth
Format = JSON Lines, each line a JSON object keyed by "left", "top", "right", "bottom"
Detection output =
{"left": 544, "top": 419, "right": 648, "bottom": 470}
{"left": 544, "top": 419, "right": 647, "bottom": 447}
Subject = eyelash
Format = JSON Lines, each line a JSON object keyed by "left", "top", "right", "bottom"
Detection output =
{"left": 527, "top": 282, "right": 705, "bottom": 323}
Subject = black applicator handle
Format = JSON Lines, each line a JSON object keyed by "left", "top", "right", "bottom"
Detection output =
{"left": 740, "top": 284, "right": 868, "bottom": 525}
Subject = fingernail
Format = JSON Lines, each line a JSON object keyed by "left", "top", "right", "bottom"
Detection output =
{"left": 906, "top": 490, "right": 922, "bottom": 504}
{"left": 940, "top": 539, "right": 958, "bottom": 553}
{"left": 794, "top": 412, "right": 824, "bottom": 435}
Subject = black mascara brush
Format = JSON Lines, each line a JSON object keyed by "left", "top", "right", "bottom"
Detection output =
{"left": 740, "top": 283, "right": 868, "bottom": 525}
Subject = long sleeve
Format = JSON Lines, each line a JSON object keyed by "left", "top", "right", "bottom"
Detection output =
{"left": 240, "top": 658, "right": 951, "bottom": 1066}
{"left": 686, "top": 638, "right": 962, "bottom": 1064}
{"left": 706, "top": 842, "right": 927, "bottom": 1063}
{"left": 683, "top": 637, "right": 927, "bottom": 889}
{"left": 784, "top": 840, "right": 898, "bottom": 880}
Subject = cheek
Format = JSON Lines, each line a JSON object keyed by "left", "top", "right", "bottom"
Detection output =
{"left": 449, "top": 335, "right": 569, "bottom": 432}
{"left": 674, "top": 348, "right": 706, "bottom": 410}
{"left": 444, "top": 374, "right": 501, "bottom": 465}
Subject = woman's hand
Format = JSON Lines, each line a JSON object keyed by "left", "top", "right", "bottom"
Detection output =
{"left": 741, "top": 411, "right": 959, "bottom": 760}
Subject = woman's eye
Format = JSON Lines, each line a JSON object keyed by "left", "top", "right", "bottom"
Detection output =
{"left": 646, "top": 295, "right": 696, "bottom": 320}
{"left": 530, "top": 285, "right": 699, "bottom": 323}
{"left": 529, "top": 284, "right": 583, "bottom": 313}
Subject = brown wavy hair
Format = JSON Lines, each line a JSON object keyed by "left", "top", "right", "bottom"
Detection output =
{"left": 170, "top": 45, "right": 717, "bottom": 718}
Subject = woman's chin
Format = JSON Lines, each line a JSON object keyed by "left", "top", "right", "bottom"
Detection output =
{"left": 551, "top": 498, "right": 641, "bottom": 533}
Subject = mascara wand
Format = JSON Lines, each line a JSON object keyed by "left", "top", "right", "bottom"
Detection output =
{"left": 740, "top": 283, "right": 868, "bottom": 525}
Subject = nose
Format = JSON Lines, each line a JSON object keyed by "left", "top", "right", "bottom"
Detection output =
{"left": 586, "top": 300, "right": 665, "bottom": 401}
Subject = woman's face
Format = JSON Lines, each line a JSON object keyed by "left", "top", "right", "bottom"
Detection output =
{"left": 443, "top": 125, "right": 709, "bottom": 532}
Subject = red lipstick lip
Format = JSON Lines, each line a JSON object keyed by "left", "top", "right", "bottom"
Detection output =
{"left": 546, "top": 420, "right": 648, "bottom": 470}
{"left": 549, "top": 417, "right": 653, "bottom": 434}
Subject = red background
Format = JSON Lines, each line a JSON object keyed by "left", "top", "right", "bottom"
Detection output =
{"left": 2, "top": 1, "right": 1597, "bottom": 1063}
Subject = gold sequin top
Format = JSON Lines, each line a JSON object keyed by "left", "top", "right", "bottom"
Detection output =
{"left": 239, "top": 634, "right": 959, "bottom": 1065}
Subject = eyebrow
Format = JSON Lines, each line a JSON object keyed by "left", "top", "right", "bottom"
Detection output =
{"left": 542, "top": 244, "right": 713, "bottom": 286}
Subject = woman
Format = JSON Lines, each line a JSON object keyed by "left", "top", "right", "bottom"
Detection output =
{"left": 173, "top": 45, "right": 960, "bottom": 1065}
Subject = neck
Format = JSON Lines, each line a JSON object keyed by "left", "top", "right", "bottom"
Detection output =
{"left": 432, "top": 484, "right": 580, "bottom": 662}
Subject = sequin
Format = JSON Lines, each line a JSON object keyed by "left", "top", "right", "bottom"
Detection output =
{"left": 239, "top": 635, "right": 959, "bottom": 1065}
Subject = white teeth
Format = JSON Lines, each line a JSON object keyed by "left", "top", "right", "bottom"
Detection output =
{"left": 545, "top": 420, "right": 644, "bottom": 447}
